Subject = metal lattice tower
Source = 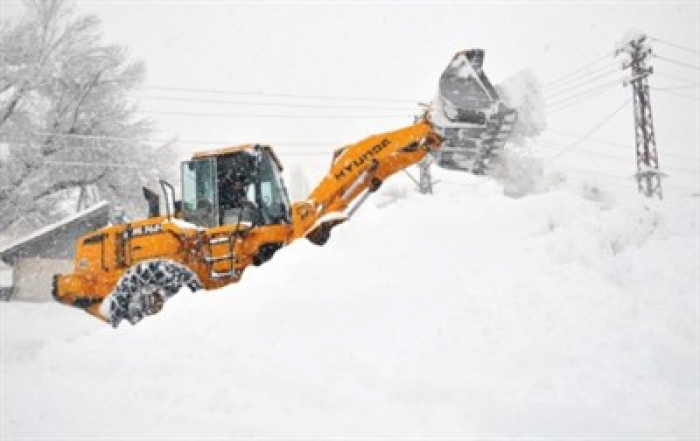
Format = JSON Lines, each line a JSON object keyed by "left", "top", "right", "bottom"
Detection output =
{"left": 617, "top": 33, "right": 663, "bottom": 199}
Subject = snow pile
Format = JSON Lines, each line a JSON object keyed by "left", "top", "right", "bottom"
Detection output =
{"left": 2, "top": 173, "right": 697, "bottom": 438}
{"left": 497, "top": 69, "right": 546, "bottom": 142}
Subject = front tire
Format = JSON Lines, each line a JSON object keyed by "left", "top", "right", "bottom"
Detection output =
{"left": 104, "top": 260, "right": 202, "bottom": 327}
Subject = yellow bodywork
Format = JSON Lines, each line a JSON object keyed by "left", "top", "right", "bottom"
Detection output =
{"left": 54, "top": 119, "right": 441, "bottom": 324}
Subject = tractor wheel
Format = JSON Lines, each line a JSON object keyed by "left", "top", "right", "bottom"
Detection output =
{"left": 307, "top": 224, "right": 331, "bottom": 246}
{"left": 103, "top": 260, "right": 202, "bottom": 327}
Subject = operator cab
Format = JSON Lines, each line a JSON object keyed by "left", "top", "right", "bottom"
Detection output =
{"left": 180, "top": 144, "right": 292, "bottom": 228}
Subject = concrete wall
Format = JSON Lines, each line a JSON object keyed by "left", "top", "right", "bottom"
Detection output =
{"left": 10, "top": 214, "right": 108, "bottom": 261}
{"left": 0, "top": 265, "right": 12, "bottom": 301}
{"left": 0, "top": 202, "right": 110, "bottom": 266}
{"left": 12, "top": 258, "right": 74, "bottom": 302}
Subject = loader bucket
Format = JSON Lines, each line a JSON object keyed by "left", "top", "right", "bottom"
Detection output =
{"left": 432, "top": 49, "right": 517, "bottom": 174}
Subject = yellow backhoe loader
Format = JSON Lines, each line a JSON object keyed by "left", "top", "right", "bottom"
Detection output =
{"left": 53, "top": 49, "right": 516, "bottom": 326}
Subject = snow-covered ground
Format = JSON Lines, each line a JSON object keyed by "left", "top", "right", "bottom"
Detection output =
{"left": 1, "top": 168, "right": 697, "bottom": 438}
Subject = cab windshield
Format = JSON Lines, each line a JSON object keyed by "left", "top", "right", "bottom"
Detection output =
{"left": 216, "top": 147, "right": 291, "bottom": 227}
{"left": 181, "top": 158, "right": 218, "bottom": 228}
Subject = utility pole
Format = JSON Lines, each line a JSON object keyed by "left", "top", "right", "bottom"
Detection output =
{"left": 418, "top": 156, "right": 434, "bottom": 194}
{"left": 616, "top": 31, "right": 663, "bottom": 199}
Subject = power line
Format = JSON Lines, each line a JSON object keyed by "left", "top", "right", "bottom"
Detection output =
{"left": 0, "top": 138, "right": 337, "bottom": 154}
{"left": 654, "top": 71, "right": 700, "bottom": 85}
{"left": 546, "top": 98, "right": 631, "bottom": 163}
{"left": 42, "top": 160, "right": 150, "bottom": 169}
{"left": 537, "top": 140, "right": 633, "bottom": 162}
{"left": 545, "top": 66, "right": 621, "bottom": 99}
{"left": 0, "top": 133, "right": 354, "bottom": 159}
{"left": 544, "top": 60, "right": 619, "bottom": 91}
{"left": 41, "top": 153, "right": 334, "bottom": 169}
{"left": 538, "top": 140, "right": 629, "bottom": 162}
{"left": 545, "top": 79, "right": 621, "bottom": 110}
{"left": 651, "top": 84, "right": 699, "bottom": 91}
{"left": 546, "top": 78, "right": 622, "bottom": 108}
{"left": 544, "top": 129, "right": 698, "bottom": 161}
{"left": 132, "top": 94, "right": 416, "bottom": 111}
{"left": 171, "top": 141, "right": 337, "bottom": 147}
{"left": 0, "top": 132, "right": 347, "bottom": 148}
{"left": 546, "top": 82, "right": 621, "bottom": 115}
{"left": 139, "top": 85, "right": 419, "bottom": 104}
{"left": 543, "top": 52, "right": 614, "bottom": 88}
{"left": 653, "top": 89, "right": 699, "bottom": 101}
{"left": 653, "top": 54, "right": 700, "bottom": 71}
{"left": 537, "top": 141, "right": 699, "bottom": 175}
{"left": 0, "top": 133, "right": 173, "bottom": 145}
{"left": 19, "top": 132, "right": 696, "bottom": 174}
{"left": 139, "top": 110, "right": 412, "bottom": 119}
{"left": 650, "top": 36, "right": 700, "bottom": 56}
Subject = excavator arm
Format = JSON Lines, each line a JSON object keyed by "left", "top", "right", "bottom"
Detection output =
{"left": 289, "top": 49, "right": 519, "bottom": 243}
{"left": 290, "top": 119, "right": 441, "bottom": 244}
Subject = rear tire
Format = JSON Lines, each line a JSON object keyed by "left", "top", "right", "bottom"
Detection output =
{"left": 105, "top": 260, "right": 202, "bottom": 327}
{"left": 307, "top": 224, "right": 331, "bottom": 246}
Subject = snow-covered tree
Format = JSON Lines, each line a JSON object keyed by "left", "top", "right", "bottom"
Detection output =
{"left": 0, "top": 0, "right": 159, "bottom": 235}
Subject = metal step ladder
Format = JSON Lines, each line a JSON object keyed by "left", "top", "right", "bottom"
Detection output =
{"left": 204, "top": 233, "right": 238, "bottom": 280}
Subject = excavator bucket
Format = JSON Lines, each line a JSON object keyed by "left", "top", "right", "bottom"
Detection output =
{"left": 431, "top": 49, "right": 517, "bottom": 174}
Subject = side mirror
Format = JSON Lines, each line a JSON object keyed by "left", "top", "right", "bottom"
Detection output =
{"left": 160, "top": 180, "right": 176, "bottom": 221}
{"left": 143, "top": 187, "right": 160, "bottom": 218}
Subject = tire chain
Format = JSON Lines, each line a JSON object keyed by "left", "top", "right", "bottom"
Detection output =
{"left": 107, "top": 260, "right": 203, "bottom": 327}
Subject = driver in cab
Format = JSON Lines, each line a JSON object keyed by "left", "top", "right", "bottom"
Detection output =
{"left": 221, "top": 171, "right": 256, "bottom": 225}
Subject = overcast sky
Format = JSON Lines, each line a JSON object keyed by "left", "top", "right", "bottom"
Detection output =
{"left": 2, "top": 0, "right": 698, "bottom": 191}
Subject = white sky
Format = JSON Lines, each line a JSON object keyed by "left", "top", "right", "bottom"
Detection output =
{"left": 1, "top": 0, "right": 698, "bottom": 191}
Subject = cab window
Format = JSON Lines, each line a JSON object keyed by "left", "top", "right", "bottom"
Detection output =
{"left": 181, "top": 158, "right": 218, "bottom": 227}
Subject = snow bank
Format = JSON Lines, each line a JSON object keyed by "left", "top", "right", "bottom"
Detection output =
{"left": 2, "top": 173, "right": 697, "bottom": 438}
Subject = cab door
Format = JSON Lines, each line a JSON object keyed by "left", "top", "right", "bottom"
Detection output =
{"left": 181, "top": 158, "right": 219, "bottom": 228}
